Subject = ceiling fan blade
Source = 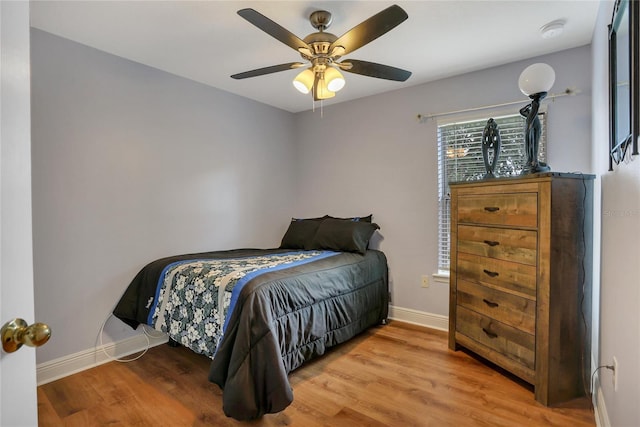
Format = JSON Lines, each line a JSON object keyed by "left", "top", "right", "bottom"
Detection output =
{"left": 340, "top": 59, "right": 411, "bottom": 81}
{"left": 237, "top": 8, "right": 310, "bottom": 52}
{"left": 329, "top": 5, "right": 408, "bottom": 56}
{"left": 231, "top": 62, "right": 306, "bottom": 79}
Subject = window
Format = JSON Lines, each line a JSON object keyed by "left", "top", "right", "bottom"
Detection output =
{"left": 437, "top": 113, "right": 547, "bottom": 272}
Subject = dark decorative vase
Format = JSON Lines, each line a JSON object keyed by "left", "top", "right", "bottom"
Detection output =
{"left": 482, "top": 118, "right": 501, "bottom": 178}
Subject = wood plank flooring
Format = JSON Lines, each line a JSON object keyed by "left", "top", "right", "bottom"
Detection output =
{"left": 38, "top": 321, "right": 596, "bottom": 426}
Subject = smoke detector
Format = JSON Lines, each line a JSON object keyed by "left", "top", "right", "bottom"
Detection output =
{"left": 540, "top": 20, "right": 565, "bottom": 39}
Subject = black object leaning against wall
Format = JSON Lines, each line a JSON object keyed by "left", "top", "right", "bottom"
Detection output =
{"left": 608, "top": 0, "right": 640, "bottom": 170}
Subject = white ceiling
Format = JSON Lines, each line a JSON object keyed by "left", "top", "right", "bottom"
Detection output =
{"left": 30, "top": 1, "right": 602, "bottom": 113}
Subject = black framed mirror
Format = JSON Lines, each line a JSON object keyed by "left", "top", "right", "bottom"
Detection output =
{"left": 609, "top": 0, "right": 639, "bottom": 170}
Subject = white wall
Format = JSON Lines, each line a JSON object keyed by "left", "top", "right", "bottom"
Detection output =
{"left": 591, "top": 2, "right": 640, "bottom": 426}
{"left": 293, "top": 46, "right": 593, "bottom": 315}
{"left": 30, "top": 29, "right": 297, "bottom": 363}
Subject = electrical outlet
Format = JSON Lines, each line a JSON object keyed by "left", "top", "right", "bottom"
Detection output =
{"left": 421, "top": 275, "right": 429, "bottom": 288}
{"left": 613, "top": 356, "right": 618, "bottom": 392}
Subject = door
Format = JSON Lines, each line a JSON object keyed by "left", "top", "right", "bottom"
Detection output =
{"left": 0, "top": 1, "right": 39, "bottom": 426}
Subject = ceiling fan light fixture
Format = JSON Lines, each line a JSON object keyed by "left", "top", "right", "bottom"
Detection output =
{"left": 325, "top": 67, "right": 345, "bottom": 92}
{"left": 293, "top": 68, "right": 314, "bottom": 94}
{"left": 315, "top": 77, "right": 335, "bottom": 99}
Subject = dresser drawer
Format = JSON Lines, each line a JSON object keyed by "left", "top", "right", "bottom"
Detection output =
{"left": 457, "top": 225, "right": 537, "bottom": 266}
{"left": 457, "top": 193, "right": 537, "bottom": 227}
{"left": 456, "top": 306, "right": 535, "bottom": 370}
{"left": 456, "top": 252, "right": 537, "bottom": 299}
{"left": 457, "top": 279, "right": 535, "bottom": 334}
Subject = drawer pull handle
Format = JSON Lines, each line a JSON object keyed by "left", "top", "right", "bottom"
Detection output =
{"left": 484, "top": 206, "right": 500, "bottom": 212}
{"left": 483, "top": 299, "right": 499, "bottom": 308}
{"left": 482, "top": 328, "right": 498, "bottom": 339}
{"left": 483, "top": 240, "right": 500, "bottom": 247}
{"left": 483, "top": 269, "right": 499, "bottom": 278}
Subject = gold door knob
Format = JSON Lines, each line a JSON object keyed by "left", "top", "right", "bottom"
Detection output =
{"left": 1, "top": 318, "right": 51, "bottom": 353}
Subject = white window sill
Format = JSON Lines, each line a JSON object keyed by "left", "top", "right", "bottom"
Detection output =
{"left": 432, "top": 271, "right": 450, "bottom": 284}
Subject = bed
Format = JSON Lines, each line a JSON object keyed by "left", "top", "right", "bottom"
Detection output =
{"left": 112, "top": 216, "right": 389, "bottom": 420}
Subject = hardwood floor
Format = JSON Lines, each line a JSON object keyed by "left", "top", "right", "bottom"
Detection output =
{"left": 38, "top": 321, "right": 596, "bottom": 426}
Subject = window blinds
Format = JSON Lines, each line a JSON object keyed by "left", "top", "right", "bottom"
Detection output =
{"left": 437, "top": 113, "right": 546, "bottom": 271}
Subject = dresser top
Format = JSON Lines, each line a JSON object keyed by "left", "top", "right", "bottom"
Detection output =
{"left": 449, "top": 171, "right": 595, "bottom": 186}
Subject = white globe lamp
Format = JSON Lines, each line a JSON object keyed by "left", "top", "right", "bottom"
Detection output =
{"left": 518, "top": 63, "right": 555, "bottom": 97}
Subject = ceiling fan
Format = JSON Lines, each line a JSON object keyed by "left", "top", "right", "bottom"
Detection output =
{"left": 231, "top": 4, "right": 412, "bottom": 101}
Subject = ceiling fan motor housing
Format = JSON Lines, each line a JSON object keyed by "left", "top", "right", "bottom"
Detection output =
{"left": 303, "top": 32, "right": 337, "bottom": 56}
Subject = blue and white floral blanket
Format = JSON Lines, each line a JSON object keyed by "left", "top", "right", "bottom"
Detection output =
{"left": 146, "top": 251, "right": 337, "bottom": 358}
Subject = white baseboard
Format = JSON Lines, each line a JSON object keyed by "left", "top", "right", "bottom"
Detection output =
{"left": 36, "top": 333, "right": 168, "bottom": 385}
{"left": 593, "top": 376, "right": 611, "bottom": 427}
{"left": 590, "top": 353, "right": 611, "bottom": 427}
{"left": 388, "top": 305, "right": 448, "bottom": 331}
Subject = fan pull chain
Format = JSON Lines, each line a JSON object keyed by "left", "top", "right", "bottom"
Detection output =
{"left": 309, "top": 86, "right": 323, "bottom": 118}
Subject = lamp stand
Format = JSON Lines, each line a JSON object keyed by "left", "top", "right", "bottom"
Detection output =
{"left": 519, "top": 92, "right": 551, "bottom": 175}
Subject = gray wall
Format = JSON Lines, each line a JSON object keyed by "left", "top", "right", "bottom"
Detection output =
{"left": 293, "top": 46, "right": 593, "bottom": 315}
{"left": 31, "top": 29, "right": 297, "bottom": 362}
{"left": 591, "top": 2, "right": 640, "bottom": 426}
{"left": 32, "top": 30, "right": 611, "bottom": 419}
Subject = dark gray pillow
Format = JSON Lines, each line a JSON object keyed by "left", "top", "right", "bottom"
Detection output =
{"left": 310, "top": 218, "right": 380, "bottom": 254}
{"left": 279, "top": 217, "right": 325, "bottom": 249}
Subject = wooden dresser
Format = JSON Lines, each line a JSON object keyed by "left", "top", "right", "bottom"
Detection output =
{"left": 448, "top": 173, "right": 594, "bottom": 406}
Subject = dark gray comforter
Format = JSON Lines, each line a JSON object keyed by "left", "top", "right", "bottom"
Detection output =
{"left": 208, "top": 249, "right": 388, "bottom": 420}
